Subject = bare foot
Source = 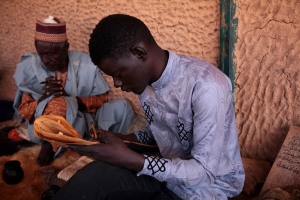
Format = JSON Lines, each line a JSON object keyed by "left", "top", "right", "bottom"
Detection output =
{"left": 37, "top": 141, "right": 55, "bottom": 166}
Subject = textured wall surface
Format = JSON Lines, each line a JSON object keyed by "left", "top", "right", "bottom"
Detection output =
{"left": 0, "top": 0, "right": 220, "bottom": 120}
{"left": 235, "top": 0, "right": 300, "bottom": 161}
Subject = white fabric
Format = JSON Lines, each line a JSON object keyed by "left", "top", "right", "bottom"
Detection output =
{"left": 43, "top": 16, "right": 57, "bottom": 23}
{"left": 135, "top": 51, "right": 245, "bottom": 200}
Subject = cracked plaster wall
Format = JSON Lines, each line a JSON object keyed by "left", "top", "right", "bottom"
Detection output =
{"left": 235, "top": 0, "right": 300, "bottom": 161}
{"left": 0, "top": 0, "right": 220, "bottom": 120}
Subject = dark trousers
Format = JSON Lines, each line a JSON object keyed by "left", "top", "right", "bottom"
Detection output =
{"left": 53, "top": 161, "right": 182, "bottom": 200}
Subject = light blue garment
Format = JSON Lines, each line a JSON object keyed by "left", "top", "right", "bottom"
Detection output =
{"left": 13, "top": 51, "right": 134, "bottom": 143}
{"left": 135, "top": 51, "right": 245, "bottom": 200}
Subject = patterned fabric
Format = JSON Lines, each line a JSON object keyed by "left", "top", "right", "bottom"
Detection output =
{"left": 35, "top": 17, "right": 68, "bottom": 42}
{"left": 18, "top": 93, "right": 38, "bottom": 121}
{"left": 144, "top": 155, "right": 168, "bottom": 175}
{"left": 43, "top": 97, "right": 67, "bottom": 117}
{"left": 13, "top": 51, "right": 110, "bottom": 143}
{"left": 18, "top": 81, "right": 109, "bottom": 119}
{"left": 34, "top": 32, "right": 67, "bottom": 43}
{"left": 80, "top": 93, "right": 109, "bottom": 113}
{"left": 135, "top": 51, "right": 245, "bottom": 200}
{"left": 137, "top": 131, "right": 154, "bottom": 144}
{"left": 142, "top": 102, "right": 154, "bottom": 125}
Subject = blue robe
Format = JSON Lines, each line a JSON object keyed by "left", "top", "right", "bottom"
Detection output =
{"left": 13, "top": 51, "right": 134, "bottom": 144}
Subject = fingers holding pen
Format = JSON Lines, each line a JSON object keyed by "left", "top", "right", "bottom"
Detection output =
{"left": 95, "top": 129, "right": 125, "bottom": 144}
{"left": 96, "top": 129, "right": 110, "bottom": 143}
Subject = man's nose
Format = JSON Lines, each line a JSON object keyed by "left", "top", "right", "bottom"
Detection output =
{"left": 41, "top": 55, "right": 51, "bottom": 64}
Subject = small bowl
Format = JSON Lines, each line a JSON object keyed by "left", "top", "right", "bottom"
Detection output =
{"left": 2, "top": 160, "right": 24, "bottom": 184}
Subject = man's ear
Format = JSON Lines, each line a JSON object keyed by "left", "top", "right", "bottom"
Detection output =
{"left": 130, "top": 46, "right": 147, "bottom": 61}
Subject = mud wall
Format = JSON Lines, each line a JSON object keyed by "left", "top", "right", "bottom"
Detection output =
{"left": 235, "top": 0, "right": 300, "bottom": 161}
{"left": 0, "top": 0, "right": 220, "bottom": 110}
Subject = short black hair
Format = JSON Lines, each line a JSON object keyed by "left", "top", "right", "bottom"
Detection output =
{"left": 89, "top": 14, "right": 155, "bottom": 66}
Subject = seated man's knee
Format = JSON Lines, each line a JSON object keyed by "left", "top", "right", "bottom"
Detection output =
{"left": 96, "top": 98, "right": 135, "bottom": 133}
{"left": 108, "top": 99, "right": 134, "bottom": 117}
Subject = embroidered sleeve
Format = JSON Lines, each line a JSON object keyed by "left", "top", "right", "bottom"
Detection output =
{"left": 18, "top": 93, "right": 38, "bottom": 120}
{"left": 79, "top": 92, "right": 109, "bottom": 113}
{"left": 143, "top": 155, "right": 168, "bottom": 175}
{"left": 139, "top": 83, "right": 244, "bottom": 192}
{"left": 137, "top": 154, "right": 171, "bottom": 182}
{"left": 133, "top": 126, "right": 155, "bottom": 144}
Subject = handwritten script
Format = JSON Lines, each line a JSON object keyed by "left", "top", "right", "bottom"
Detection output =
{"left": 276, "top": 135, "right": 300, "bottom": 175}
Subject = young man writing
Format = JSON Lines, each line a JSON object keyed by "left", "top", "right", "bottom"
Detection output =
{"left": 53, "top": 14, "right": 245, "bottom": 200}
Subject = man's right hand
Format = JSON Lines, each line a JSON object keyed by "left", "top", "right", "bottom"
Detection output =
{"left": 67, "top": 132, "right": 145, "bottom": 172}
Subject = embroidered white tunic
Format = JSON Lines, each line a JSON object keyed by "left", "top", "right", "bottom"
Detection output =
{"left": 135, "top": 51, "right": 245, "bottom": 200}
